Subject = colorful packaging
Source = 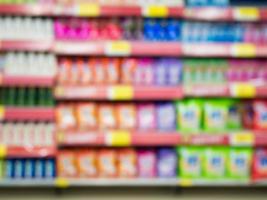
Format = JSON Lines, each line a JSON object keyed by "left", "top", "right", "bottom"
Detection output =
{"left": 253, "top": 148, "right": 267, "bottom": 180}
{"left": 203, "top": 147, "right": 227, "bottom": 179}
{"left": 204, "top": 100, "right": 228, "bottom": 132}
{"left": 98, "top": 149, "right": 117, "bottom": 178}
{"left": 117, "top": 104, "right": 136, "bottom": 129}
{"left": 118, "top": 149, "right": 137, "bottom": 178}
{"left": 35, "top": 159, "right": 46, "bottom": 179}
{"left": 121, "top": 58, "right": 137, "bottom": 84}
{"left": 5, "top": 159, "right": 15, "bottom": 179}
{"left": 177, "top": 100, "right": 202, "bottom": 133}
{"left": 104, "top": 58, "right": 120, "bottom": 84}
{"left": 157, "top": 148, "right": 177, "bottom": 178}
{"left": 56, "top": 105, "right": 76, "bottom": 130}
{"left": 241, "top": 101, "right": 254, "bottom": 129}
{"left": 93, "top": 59, "right": 106, "bottom": 84}
{"left": 227, "top": 148, "right": 252, "bottom": 179}
{"left": 227, "top": 100, "right": 242, "bottom": 130}
{"left": 14, "top": 159, "right": 25, "bottom": 179}
{"left": 57, "top": 58, "right": 71, "bottom": 85}
{"left": 76, "top": 103, "right": 98, "bottom": 130}
{"left": 45, "top": 159, "right": 56, "bottom": 179}
{"left": 137, "top": 149, "right": 156, "bottom": 178}
{"left": 80, "top": 58, "right": 94, "bottom": 85}
{"left": 135, "top": 59, "right": 154, "bottom": 85}
{"left": 168, "top": 59, "right": 182, "bottom": 85}
{"left": 24, "top": 159, "right": 35, "bottom": 179}
{"left": 98, "top": 105, "right": 117, "bottom": 129}
{"left": 253, "top": 100, "right": 267, "bottom": 130}
{"left": 137, "top": 104, "right": 156, "bottom": 130}
{"left": 77, "top": 150, "right": 97, "bottom": 178}
{"left": 57, "top": 151, "right": 77, "bottom": 178}
{"left": 156, "top": 103, "right": 176, "bottom": 131}
{"left": 178, "top": 147, "right": 203, "bottom": 179}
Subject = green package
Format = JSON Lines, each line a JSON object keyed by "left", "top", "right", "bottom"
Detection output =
{"left": 176, "top": 99, "right": 202, "bottom": 134}
{"left": 203, "top": 99, "right": 228, "bottom": 133}
{"left": 227, "top": 147, "right": 253, "bottom": 180}
{"left": 178, "top": 146, "right": 203, "bottom": 179}
{"left": 227, "top": 100, "right": 242, "bottom": 130}
{"left": 0, "top": 159, "right": 3, "bottom": 178}
{"left": 203, "top": 147, "right": 227, "bottom": 179}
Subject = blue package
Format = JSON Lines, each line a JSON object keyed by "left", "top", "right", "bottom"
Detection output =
{"left": 155, "top": 59, "right": 168, "bottom": 86}
{"left": 157, "top": 148, "right": 177, "bottom": 178}
{"left": 14, "top": 159, "right": 25, "bottom": 179}
{"left": 45, "top": 159, "right": 56, "bottom": 178}
{"left": 168, "top": 59, "right": 182, "bottom": 85}
{"left": 35, "top": 159, "right": 46, "bottom": 179}
{"left": 157, "top": 103, "right": 176, "bottom": 131}
{"left": 24, "top": 159, "right": 35, "bottom": 179}
{"left": 5, "top": 159, "right": 15, "bottom": 179}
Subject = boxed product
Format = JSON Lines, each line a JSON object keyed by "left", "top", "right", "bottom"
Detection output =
{"left": 98, "top": 149, "right": 117, "bottom": 178}
{"left": 76, "top": 103, "right": 98, "bottom": 130}
{"left": 56, "top": 105, "right": 77, "bottom": 130}
{"left": 253, "top": 100, "right": 267, "bottom": 130}
{"left": 157, "top": 148, "right": 177, "bottom": 178}
{"left": 253, "top": 148, "right": 267, "bottom": 180}
{"left": 57, "top": 151, "right": 77, "bottom": 178}
{"left": 137, "top": 104, "right": 156, "bottom": 130}
{"left": 118, "top": 148, "right": 137, "bottom": 178}
{"left": 98, "top": 105, "right": 117, "bottom": 129}
{"left": 117, "top": 104, "right": 137, "bottom": 130}
{"left": 156, "top": 103, "right": 176, "bottom": 131}
{"left": 137, "top": 149, "right": 156, "bottom": 178}
{"left": 77, "top": 150, "right": 97, "bottom": 178}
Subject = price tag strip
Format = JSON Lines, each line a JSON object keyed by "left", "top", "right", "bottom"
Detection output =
{"left": 76, "top": 3, "right": 100, "bottom": 17}
{"left": 230, "top": 132, "right": 255, "bottom": 146}
{"left": 234, "top": 7, "right": 260, "bottom": 21}
{"left": 231, "top": 44, "right": 256, "bottom": 58}
{"left": 107, "top": 86, "right": 134, "bottom": 100}
{"left": 230, "top": 83, "right": 256, "bottom": 98}
{"left": 105, "top": 131, "right": 131, "bottom": 146}
{"left": 142, "top": 5, "right": 169, "bottom": 17}
{"left": 105, "top": 41, "right": 131, "bottom": 56}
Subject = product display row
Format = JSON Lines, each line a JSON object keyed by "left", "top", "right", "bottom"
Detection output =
{"left": 0, "top": 87, "right": 54, "bottom": 107}
{"left": 0, "top": 123, "right": 54, "bottom": 147}
{"left": 2, "top": 17, "right": 267, "bottom": 42}
{"left": 56, "top": 100, "right": 267, "bottom": 132}
{"left": 0, "top": 53, "right": 57, "bottom": 77}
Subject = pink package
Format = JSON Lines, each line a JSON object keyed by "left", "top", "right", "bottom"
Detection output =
{"left": 137, "top": 150, "right": 156, "bottom": 178}
{"left": 137, "top": 104, "right": 156, "bottom": 130}
{"left": 134, "top": 59, "right": 154, "bottom": 85}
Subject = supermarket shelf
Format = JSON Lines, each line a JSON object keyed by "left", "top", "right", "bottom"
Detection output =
{"left": 0, "top": 4, "right": 267, "bottom": 22}
{"left": 58, "top": 131, "right": 267, "bottom": 147}
{"left": 1, "top": 76, "right": 54, "bottom": 87}
{"left": 54, "top": 85, "right": 183, "bottom": 100}
{"left": 0, "top": 40, "right": 53, "bottom": 52}
{"left": 6, "top": 146, "right": 56, "bottom": 158}
{"left": 3, "top": 107, "right": 55, "bottom": 121}
{"left": 0, "top": 179, "right": 55, "bottom": 187}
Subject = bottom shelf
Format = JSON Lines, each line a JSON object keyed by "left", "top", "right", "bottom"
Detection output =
{"left": 0, "top": 178, "right": 266, "bottom": 187}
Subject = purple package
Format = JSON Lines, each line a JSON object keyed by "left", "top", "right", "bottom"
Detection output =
{"left": 137, "top": 150, "right": 157, "bottom": 178}
{"left": 137, "top": 104, "right": 156, "bottom": 130}
{"left": 157, "top": 148, "right": 177, "bottom": 178}
{"left": 167, "top": 59, "right": 182, "bottom": 85}
{"left": 154, "top": 59, "right": 168, "bottom": 86}
{"left": 156, "top": 103, "right": 176, "bottom": 131}
{"left": 135, "top": 58, "right": 154, "bottom": 85}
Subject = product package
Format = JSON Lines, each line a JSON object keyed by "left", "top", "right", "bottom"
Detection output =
{"left": 137, "top": 104, "right": 156, "bottom": 130}
{"left": 253, "top": 148, "right": 267, "bottom": 180}
{"left": 117, "top": 104, "right": 137, "bottom": 130}
{"left": 76, "top": 103, "right": 98, "bottom": 130}
{"left": 77, "top": 150, "right": 97, "bottom": 178}
{"left": 98, "top": 149, "right": 117, "bottom": 178}
{"left": 57, "top": 151, "right": 77, "bottom": 178}
{"left": 56, "top": 105, "right": 77, "bottom": 130}
{"left": 253, "top": 100, "right": 267, "bottom": 130}
{"left": 137, "top": 149, "right": 156, "bottom": 178}
{"left": 157, "top": 148, "right": 177, "bottom": 178}
{"left": 98, "top": 105, "right": 117, "bottom": 129}
{"left": 118, "top": 148, "right": 137, "bottom": 178}
{"left": 156, "top": 103, "right": 176, "bottom": 131}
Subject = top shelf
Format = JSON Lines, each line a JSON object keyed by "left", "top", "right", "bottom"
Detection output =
{"left": 0, "top": 4, "right": 267, "bottom": 21}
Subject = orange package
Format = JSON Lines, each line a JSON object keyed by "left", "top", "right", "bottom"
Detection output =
{"left": 56, "top": 105, "right": 77, "bottom": 130}
{"left": 103, "top": 58, "right": 121, "bottom": 84}
{"left": 80, "top": 58, "right": 94, "bottom": 85}
{"left": 77, "top": 150, "right": 98, "bottom": 178}
{"left": 118, "top": 149, "right": 137, "bottom": 178}
{"left": 92, "top": 58, "right": 106, "bottom": 84}
{"left": 57, "top": 58, "right": 72, "bottom": 85}
{"left": 70, "top": 59, "right": 81, "bottom": 85}
{"left": 121, "top": 58, "right": 137, "bottom": 84}
{"left": 76, "top": 103, "right": 98, "bottom": 130}
{"left": 117, "top": 104, "right": 137, "bottom": 129}
{"left": 97, "top": 149, "right": 117, "bottom": 178}
{"left": 57, "top": 150, "right": 77, "bottom": 178}
{"left": 98, "top": 104, "right": 117, "bottom": 129}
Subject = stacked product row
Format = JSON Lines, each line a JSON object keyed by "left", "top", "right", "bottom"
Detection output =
{"left": 57, "top": 147, "right": 267, "bottom": 180}
{"left": 1, "top": 17, "right": 267, "bottom": 43}
{"left": 0, "top": 123, "right": 54, "bottom": 147}
{"left": 56, "top": 100, "right": 267, "bottom": 132}
{"left": 0, "top": 87, "right": 54, "bottom": 107}
{"left": 57, "top": 57, "right": 267, "bottom": 86}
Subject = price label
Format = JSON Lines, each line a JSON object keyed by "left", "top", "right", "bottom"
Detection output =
{"left": 55, "top": 178, "right": 69, "bottom": 188}
{"left": 108, "top": 86, "right": 133, "bottom": 100}
{"left": 230, "top": 83, "right": 256, "bottom": 98}
{"left": 106, "top": 131, "right": 131, "bottom": 146}
{"left": 105, "top": 41, "right": 131, "bottom": 56}
{"left": 234, "top": 7, "right": 260, "bottom": 21}
{"left": 180, "top": 179, "right": 193, "bottom": 187}
{"left": 0, "top": 106, "right": 5, "bottom": 121}
{"left": 231, "top": 44, "right": 256, "bottom": 57}
{"left": 143, "top": 5, "right": 168, "bottom": 17}
{"left": 0, "top": 145, "right": 7, "bottom": 157}
{"left": 76, "top": 3, "right": 100, "bottom": 17}
{"left": 230, "top": 133, "right": 254, "bottom": 146}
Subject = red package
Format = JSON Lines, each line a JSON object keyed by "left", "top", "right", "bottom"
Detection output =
{"left": 57, "top": 150, "right": 77, "bottom": 178}
{"left": 253, "top": 100, "right": 267, "bottom": 130}
{"left": 97, "top": 149, "right": 117, "bottom": 178}
{"left": 121, "top": 58, "right": 137, "bottom": 84}
{"left": 77, "top": 150, "right": 98, "bottom": 178}
{"left": 242, "top": 101, "right": 254, "bottom": 129}
{"left": 253, "top": 148, "right": 267, "bottom": 180}
{"left": 98, "top": 104, "right": 117, "bottom": 129}
{"left": 118, "top": 149, "right": 137, "bottom": 178}
{"left": 56, "top": 105, "right": 77, "bottom": 130}
{"left": 76, "top": 103, "right": 98, "bottom": 130}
